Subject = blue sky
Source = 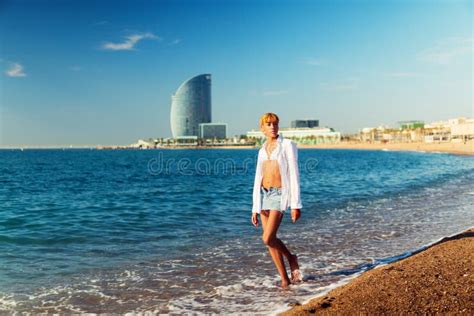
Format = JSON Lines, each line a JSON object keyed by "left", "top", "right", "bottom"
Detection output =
{"left": 0, "top": 0, "right": 472, "bottom": 146}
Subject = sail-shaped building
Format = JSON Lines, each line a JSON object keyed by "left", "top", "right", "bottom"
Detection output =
{"left": 170, "top": 74, "right": 212, "bottom": 138}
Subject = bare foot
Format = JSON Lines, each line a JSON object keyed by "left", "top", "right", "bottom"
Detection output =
{"left": 289, "top": 254, "right": 299, "bottom": 272}
{"left": 281, "top": 279, "right": 291, "bottom": 289}
{"left": 289, "top": 254, "right": 303, "bottom": 283}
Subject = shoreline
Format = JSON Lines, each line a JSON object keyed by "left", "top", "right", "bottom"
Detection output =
{"left": 299, "top": 141, "right": 474, "bottom": 156}
{"left": 280, "top": 227, "right": 474, "bottom": 315}
{"left": 2, "top": 141, "right": 471, "bottom": 155}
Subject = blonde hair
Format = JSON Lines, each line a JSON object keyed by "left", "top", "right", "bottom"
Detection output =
{"left": 259, "top": 112, "right": 280, "bottom": 127}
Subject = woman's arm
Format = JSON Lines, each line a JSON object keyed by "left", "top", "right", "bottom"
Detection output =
{"left": 287, "top": 141, "right": 302, "bottom": 210}
{"left": 252, "top": 150, "right": 263, "bottom": 217}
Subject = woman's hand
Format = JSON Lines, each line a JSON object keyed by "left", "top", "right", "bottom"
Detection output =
{"left": 291, "top": 209, "right": 301, "bottom": 223}
{"left": 251, "top": 212, "right": 259, "bottom": 227}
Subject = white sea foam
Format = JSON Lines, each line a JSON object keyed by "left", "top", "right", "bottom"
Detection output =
{"left": 0, "top": 294, "right": 17, "bottom": 309}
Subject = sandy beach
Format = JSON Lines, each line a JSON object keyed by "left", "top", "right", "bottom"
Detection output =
{"left": 166, "top": 140, "right": 474, "bottom": 155}
{"left": 299, "top": 141, "right": 474, "bottom": 156}
{"left": 281, "top": 228, "right": 474, "bottom": 315}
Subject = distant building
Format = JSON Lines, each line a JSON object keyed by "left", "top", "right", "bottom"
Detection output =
{"left": 130, "top": 139, "right": 155, "bottom": 149}
{"left": 359, "top": 117, "right": 474, "bottom": 144}
{"left": 199, "top": 123, "right": 227, "bottom": 139}
{"left": 360, "top": 125, "right": 423, "bottom": 143}
{"left": 170, "top": 74, "right": 212, "bottom": 138}
{"left": 399, "top": 120, "right": 424, "bottom": 129}
{"left": 424, "top": 117, "right": 474, "bottom": 143}
{"left": 360, "top": 126, "right": 389, "bottom": 143}
{"left": 423, "top": 121, "right": 451, "bottom": 143}
{"left": 247, "top": 127, "right": 340, "bottom": 144}
{"left": 451, "top": 118, "right": 474, "bottom": 142}
{"left": 175, "top": 136, "right": 198, "bottom": 146}
{"left": 291, "top": 119, "right": 319, "bottom": 128}
{"left": 247, "top": 118, "right": 338, "bottom": 145}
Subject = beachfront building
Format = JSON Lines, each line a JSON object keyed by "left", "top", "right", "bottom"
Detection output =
{"left": 360, "top": 117, "right": 473, "bottom": 144}
{"left": 423, "top": 121, "right": 451, "bottom": 143}
{"left": 360, "top": 126, "right": 389, "bottom": 143}
{"left": 399, "top": 120, "right": 425, "bottom": 130}
{"left": 170, "top": 74, "right": 212, "bottom": 138}
{"left": 360, "top": 127, "right": 377, "bottom": 143}
{"left": 451, "top": 118, "right": 474, "bottom": 142}
{"left": 247, "top": 127, "right": 341, "bottom": 145}
{"left": 360, "top": 126, "right": 404, "bottom": 143}
{"left": 199, "top": 123, "right": 227, "bottom": 139}
{"left": 129, "top": 139, "right": 155, "bottom": 149}
{"left": 424, "top": 117, "right": 474, "bottom": 143}
{"left": 290, "top": 119, "right": 319, "bottom": 128}
{"left": 174, "top": 136, "right": 199, "bottom": 146}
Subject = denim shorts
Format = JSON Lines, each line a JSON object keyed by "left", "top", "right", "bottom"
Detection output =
{"left": 261, "top": 187, "right": 284, "bottom": 212}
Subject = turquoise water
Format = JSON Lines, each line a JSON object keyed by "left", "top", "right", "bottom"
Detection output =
{"left": 0, "top": 149, "right": 473, "bottom": 313}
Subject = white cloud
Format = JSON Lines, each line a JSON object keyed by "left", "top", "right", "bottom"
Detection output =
{"left": 305, "top": 58, "right": 325, "bottom": 66}
{"left": 417, "top": 37, "right": 473, "bottom": 65}
{"left": 170, "top": 38, "right": 182, "bottom": 45}
{"left": 6, "top": 63, "right": 26, "bottom": 77}
{"left": 262, "top": 90, "right": 289, "bottom": 96}
{"left": 102, "top": 32, "right": 159, "bottom": 51}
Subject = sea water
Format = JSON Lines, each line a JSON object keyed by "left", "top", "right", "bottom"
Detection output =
{"left": 0, "top": 149, "right": 473, "bottom": 313}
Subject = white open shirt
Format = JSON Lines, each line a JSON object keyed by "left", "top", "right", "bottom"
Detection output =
{"left": 252, "top": 134, "right": 303, "bottom": 213}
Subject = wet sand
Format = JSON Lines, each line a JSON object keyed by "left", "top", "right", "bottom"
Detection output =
{"left": 281, "top": 229, "right": 474, "bottom": 315}
{"left": 299, "top": 141, "right": 474, "bottom": 156}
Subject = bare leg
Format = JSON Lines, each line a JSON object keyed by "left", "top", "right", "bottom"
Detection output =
{"left": 261, "top": 211, "right": 299, "bottom": 265}
{"left": 260, "top": 210, "right": 293, "bottom": 288}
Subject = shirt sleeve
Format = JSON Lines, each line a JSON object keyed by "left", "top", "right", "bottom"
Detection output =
{"left": 252, "top": 150, "right": 263, "bottom": 214}
{"left": 287, "top": 141, "right": 302, "bottom": 209}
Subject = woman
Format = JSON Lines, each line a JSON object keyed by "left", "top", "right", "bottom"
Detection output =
{"left": 251, "top": 112, "right": 303, "bottom": 288}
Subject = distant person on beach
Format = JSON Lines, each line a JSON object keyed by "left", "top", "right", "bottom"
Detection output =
{"left": 251, "top": 112, "right": 303, "bottom": 288}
